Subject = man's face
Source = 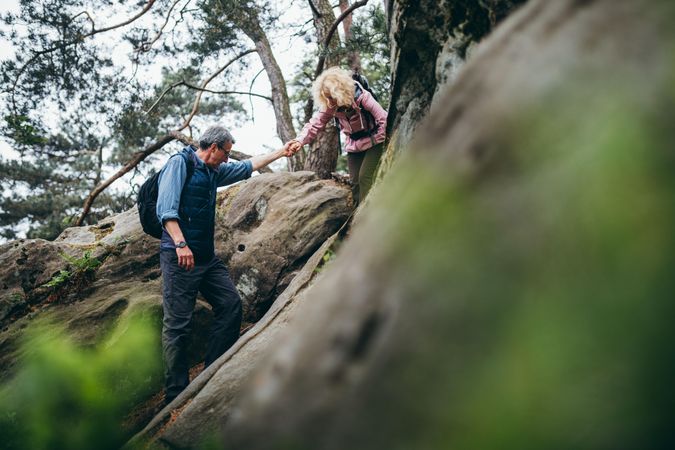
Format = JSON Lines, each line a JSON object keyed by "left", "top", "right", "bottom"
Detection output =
{"left": 206, "top": 141, "right": 232, "bottom": 168}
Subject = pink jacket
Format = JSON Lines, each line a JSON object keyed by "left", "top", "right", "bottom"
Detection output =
{"left": 296, "top": 83, "right": 388, "bottom": 153}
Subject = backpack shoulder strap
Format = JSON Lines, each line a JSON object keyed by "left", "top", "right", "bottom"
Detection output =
{"left": 353, "top": 72, "right": 378, "bottom": 102}
{"left": 354, "top": 82, "right": 363, "bottom": 103}
{"left": 179, "top": 150, "right": 196, "bottom": 184}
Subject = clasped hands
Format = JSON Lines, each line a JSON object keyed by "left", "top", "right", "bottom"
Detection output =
{"left": 282, "top": 140, "right": 303, "bottom": 157}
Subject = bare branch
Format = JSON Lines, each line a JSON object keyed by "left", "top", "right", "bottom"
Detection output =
{"left": 308, "top": 0, "right": 322, "bottom": 17}
{"left": 249, "top": 68, "right": 266, "bottom": 92}
{"left": 68, "top": 11, "right": 95, "bottom": 32}
{"left": 134, "top": 0, "right": 188, "bottom": 56}
{"left": 247, "top": 68, "right": 267, "bottom": 120}
{"left": 313, "top": 0, "right": 368, "bottom": 78}
{"left": 75, "top": 131, "right": 174, "bottom": 226}
{"left": 177, "top": 49, "right": 257, "bottom": 131}
{"left": 145, "top": 80, "right": 185, "bottom": 114}
{"left": 169, "top": 130, "right": 195, "bottom": 147}
{"left": 181, "top": 84, "right": 272, "bottom": 102}
{"left": 92, "top": 0, "right": 158, "bottom": 34}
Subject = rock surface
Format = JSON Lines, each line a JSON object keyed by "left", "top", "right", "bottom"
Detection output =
{"left": 129, "top": 228, "right": 346, "bottom": 449}
{"left": 0, "top": 172, "right": 351, "bottom": 383}
{"left": 381, "top": 0, "right": 527, "bottom": 172}
{"left": 214, "top": 171, "right": 351, "bottom": 321}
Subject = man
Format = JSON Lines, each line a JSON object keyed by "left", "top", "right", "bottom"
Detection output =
{"left": 156, "top": 125, "right": 294, "bottom": 404}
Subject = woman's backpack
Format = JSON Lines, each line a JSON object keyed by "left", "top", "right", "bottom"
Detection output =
{"left": 336, "top": 73, "right": 379, "bottom": 140}
{"left": 343, "top": 84, "right": 378, "bottom": 140}
{"left": 352, "top": 72, "right": 378, "bottom": 101}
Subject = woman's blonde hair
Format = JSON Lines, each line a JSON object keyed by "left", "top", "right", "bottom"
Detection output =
{"left": 312, "top": 67, "right": 355, "bottom": 109}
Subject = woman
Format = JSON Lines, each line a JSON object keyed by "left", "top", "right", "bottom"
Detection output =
{"left": 288, "top": 67, "right": 388, "bottom": 204}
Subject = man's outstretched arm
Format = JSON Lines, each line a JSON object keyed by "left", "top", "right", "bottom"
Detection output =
{"left": 249, "top": 143, "right": 294, "bottom": 172}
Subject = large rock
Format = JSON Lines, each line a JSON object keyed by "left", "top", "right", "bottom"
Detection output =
{"left": 214, "top": 171, "right": 352, "bottom": 321}
{"left": 381, "top": 0, "right": 527, "bottom": 171}
{"left": 0, "top": 172, "right": 351, "bottom": 384}
{"left": 122, "top": 172, "right": 352, "bottom": 446}
{"left": 185, "top": 0, "right": 672, "bottom": 449}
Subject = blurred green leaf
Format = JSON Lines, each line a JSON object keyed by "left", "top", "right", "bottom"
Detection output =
{"left": 0, "top": 313, "right": 161, "bottom": 450}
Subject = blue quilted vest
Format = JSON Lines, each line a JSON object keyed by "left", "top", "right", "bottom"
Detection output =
{"left": 161, "top": 147, "right": 217, "bottom": 261}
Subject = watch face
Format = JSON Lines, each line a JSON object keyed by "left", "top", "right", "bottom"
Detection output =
{"left": 176, "top": 241, "right": 187, "bottom": 248}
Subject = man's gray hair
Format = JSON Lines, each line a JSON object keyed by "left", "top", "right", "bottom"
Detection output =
{"left": 199, "top": 125, "right": 236, "bottom": 149}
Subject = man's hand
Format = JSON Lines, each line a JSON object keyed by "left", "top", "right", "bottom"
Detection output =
{"left": 176, "top": 246, "right": 194, "bottom": 271}
{"left": 282, "top": 141, "right": 294, "bottom": 157}
{"left": 250, "top": 141, "right": 301, "bottom": 171}
{"left": 163, "top": 220, "right": 193, "bottom": 270}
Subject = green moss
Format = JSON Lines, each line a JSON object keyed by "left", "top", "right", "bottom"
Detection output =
{"left": 9, "top": 292, "right": 25, "bottom": 303}
{"left": 314, "top": 248, "right": 336, "bottom": 274}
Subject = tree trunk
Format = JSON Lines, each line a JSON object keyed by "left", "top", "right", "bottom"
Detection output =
{"left": 215, "top": 0, "right": 675, "bottom": 449}
{"left": 243, "top": 23, "right": 296, "bottom": 145}
{"left": 300, "top": 0, "right": 342, "bottom": 178}
{"left": 94, "top": 142, "right": 103, "bottom": 187}
{"left": 228, "top": 5, "right": 296, "bottom": 167}
{"left": 301, "top": 121, "right": 340, "bottom": 179}
{"left": 339, "top": 0, "right": 361, "bottom": 71}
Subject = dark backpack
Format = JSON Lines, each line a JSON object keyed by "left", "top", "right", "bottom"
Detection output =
{"left": 137, "top": 152, "right": 195, "bottom": 239}
{"left": 352, "top": 72, "right": 378, "bottom": 102}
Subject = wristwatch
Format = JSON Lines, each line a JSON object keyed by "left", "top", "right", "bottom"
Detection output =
{"left": 175, "top": 240, "right": 188, "bottom": 248}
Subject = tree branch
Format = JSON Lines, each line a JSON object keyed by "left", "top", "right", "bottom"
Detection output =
{"left": 68, "top": 11, "right": 95, "bottom": 32}
{"left": 90, "top": 0, "right": 158, "bottom": 34}
{"left": 187, "top": 86, "right": 272, "bottom": 102}
{"left": 134, "top": 0, "right": 188, "bottom": 56}
{"left": 247, "top": 68, "right": 267, "bottom": 120}
{"left": 177, "top": 49, "right": 257, "bottom": 131}
{"left": 156, "top": 81, "right": 273, "bottom": 104}
{"left": 308, "top": 0, "right": 322, "bottom": 17}
{"left": 313, "top": 0, "right": 368, "bottom": 78}
{"left": 146, "top": 80, "right": 185, "bottom": 114}
{"left": 75, "top": 131, "right": 174, "bottom": 226}
{"left": 10, "top": 0, "right": 158, "bottom": 113}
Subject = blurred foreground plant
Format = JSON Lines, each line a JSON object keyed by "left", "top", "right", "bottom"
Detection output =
{"left": 0, "top": 313, "right": 161, "bottom": 450}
